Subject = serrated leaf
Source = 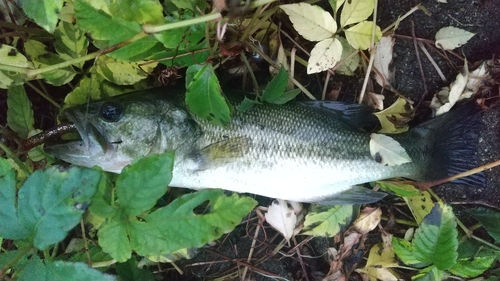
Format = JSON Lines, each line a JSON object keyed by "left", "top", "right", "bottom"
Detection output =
{"left": 89, "top": 173, "right": 117, "bottom": 219}
{"left": 116, "top": 153, "right": 174, "bottom": 215}
{"left": 108, "top": 0, "right": 164, "bottom": 25}
{"left": 344, "top": 21, "right": 382, "bottom": 50}
{"left": 185, "top": 64, "right": 231, "bottom": 126}
{"left": 96, "top": 56, "right": 156, "bottom": 85}
{"left": 412, "top": 203, "right": 458, "bottom": 270}
{"left": 7, "top": 85, "right": 34, "bottom": 139}
{"left": 358, "top": 243, "right": 399, "bottom": 281}
{"left": 130, "top": 189, "right": 257, "bottom": 256}
{"left": 24, "top": 40, "right": 77, "bottom": 86}
{"left": 153, "top": 12, "right": 206, "bottom": 49}
{"left": 392, "top": 237, "right": 424, "bottom": 266}
{"left": 18, "top": 0, "right": 64, "bottom": 33}
{"left": 238, "top": 97, "right": 260, "bottom": 112}
{"left": 18, "top": 256, "right": 116, "bottom": 281}
{"left": 0, "top": 45, "right": 32, "bottom": 89}
{"left": 74, "top": 0, "right": 158, "bottom": 60}
{"left": 329, "top": 0, "right": 346, "bottom": 13}
{"left": 0, "top": 165, "right": 101, "bottom": 249}
{"left": 413, "top": 265, "right": 444, "bottom": 281}
{"left": 404, "top": 191, "right": 434, "bottom": 224}
{"left": 307, "top": 38, "right": 343, "bottom": 74}
{"left": 435, "top": 26, "right": 475, "bottom": 50}
{"left": 376, "top": 181, "right": 420, "bottom": 197}
{"left": 373, "top": 97, "right": 414, "bottom": 134}
{"left": 448, "top": 239, "right": 497, "bottom": 278}
{"left": 340, "top": 0, "right": 375, "bottom": 27}
{"left": 280, "top": 3, "right": 337, "bottom": 42}
{"left": 369, "top": 133, "right": 411, "bottom": 166}
{"left": 302, "top": 205, "right": 353, "bottom": 237}
{"left": 468, "top": 207, "right": 500, "bottom": 242}
{"left": 54, "top": 21, "right": 89, "bottom": 69}
{"left": 262, "top": 66, "right": 301, "bottom": 104}
{"left": 335, "top": 36, "right": 360, "bottom": 76}
{"left": 98, "top": 214, "right": 133, "bottom": 262}
{"left": 116, "top": 258, "right": 155, "bottom": 281}
{"left": 373, "top": 35, "right": 395, "bottom": 87}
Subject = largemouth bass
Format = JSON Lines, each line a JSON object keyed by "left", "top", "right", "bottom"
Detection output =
{"left": 44, "top": 88, "right": 484, "bottom": 203}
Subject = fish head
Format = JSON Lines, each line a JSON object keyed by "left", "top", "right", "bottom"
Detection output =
{"left": 45, "top": 95, "right": 194, "bottom": 173}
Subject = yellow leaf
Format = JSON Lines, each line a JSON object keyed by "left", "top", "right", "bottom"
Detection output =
{"left": 352, "top": 207, "right": 382, "bottom": 234}
{"left": 329, "top": 0, "right": 346, "bottom": 13}
{"left": 335, "top": 36, "right": 360, "bottom": 76}
{"left": 96, "top": 56, "right": 157, "bottom": 85}
{"left": 373, "top": 97, "right": 414, "bottom": 134}
{"left": 404, "top": 191, "right": 434, "bottom": 224}
{"left": 340, "top": 0, "right": 375, "bottom": 27}
{"left": 307, "top": 38, "right": 343, "bottom": 74}
{"left": 280, "top": 3, "right": 337, "bottom": 42}
{"left": 357, "top": 243, "right": 399, "bottom": 281}
{"left": 344, "top": 21, "right": 382, "bottom": 50}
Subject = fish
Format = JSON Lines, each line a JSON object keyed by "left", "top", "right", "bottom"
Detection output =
{"left": 44, "top": 87, "right": 485, "bottom": 204}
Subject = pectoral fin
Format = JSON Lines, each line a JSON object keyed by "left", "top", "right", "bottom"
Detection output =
{"left": 188, "top": 137, "right": 251, "bottom": 170}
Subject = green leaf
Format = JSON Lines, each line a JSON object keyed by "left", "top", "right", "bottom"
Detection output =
{"left": 116, "top": 258, "right": 155, "bottom": 281}
{"left": 392, "top": 237, "right": 426, "bottom": 266}
{"left": 24, "top": 40, "right": 77, "bottom": 86}
{"left": 237, "top": 97, "right": 261, "bottom": 112}
{"left": 376, "top": 181, "right": 420, "bottom": 197}
{"left": 262, "top": 66, "right": 297, "bottom": 104}
{"left": 412, "top": 265, "right": 444, "bottom": 281}
{"left": 54, "top": 21, "right": 89, "bottom": 69}
{"left": 0, "top": 158, "right": 30, "bottom": 240}
{"left": 373, "top": 97, "right": 413, "bottom": 134}
{"left": 89, "top": 173, "right": 117, "bottom": 219}
{"left": 98, "top": 214, "right": 132, "bottom": 262}
{"left": 344, "top": 21, "right": 382, "bottom": 50}
{"left": 467, "top": 207, "right": 500, "bottom": 242}
{"left": 7, "top": 85, "right": 34, "bottom": 139}
{"left": 448, "top": 239, "right": 497, "bottom": 278}
{"left": 340, "top": 0, "right": 374, "bottom": 27}
{"left": 116, "top": 153, "right": 174, "bottom": 215}
{"left": 412, "top": 203, "right": 458, "bottom": 270}
{"left": 74, "top": 0, "right": 158, "bottom": 60}
{"left": 18, "top": 256, "right": 116, "bottom": 281}
{"left": 0, "top": 45, "right": 32, "bottom": 89}
{"left": 185, "top": 64, "right": 231, "bottom": 126}
{"left": 108, "top": 0, "right": 164, "bottom": 25}
{"left": 19, "top": 0, "right": 64, "bottom": 33}
{"left": 96, "top": 56, "right": 157, "bottom": 85}
{"left": 130, "top": 189, "right": 257, "bottom": 256}
{"left": 13, "top": 167, "right": 101, "bottom": 249}
{"left": 153, "top": 12, "right": 206, "bottom": 49}
{"left": 301, "top": 205, "right": 354, "bottom": 237}
{"left": 403, "top": 191, "right": 434, "bottom": 224}
{"left": 335, "top": 36, "right": 360, "bottom": 76}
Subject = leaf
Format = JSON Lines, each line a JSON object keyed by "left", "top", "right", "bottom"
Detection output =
{"left": 18, "top": 0, "right": 64, "bottom": 33}
{"left": 344, "top": 21, "right": 382, "bottom": 50}
{"left": 280, "top": 3, "right": 337, "bottom": 42}
{"left": 54, "top": 21, "right": 89, "bottom": 69}
{"left": 412, "top": 203, "right": 458, "bottom": 270}
{"left": 238, "top": 97, "right": 261, "bottom": 112}
{"left": 74, "top": 0, "right": 158, "bottom": 60}
{"left": 335, "top": 36, "right": 360, "bottom": 76}
{"left": 0, "top": 165, "right": 101, "bottom": 249}
{"left": 0, "top": 45, "right": 32, "bottom": 89}
{"left": 24, "top": 40, "right": 77, "bottom": 86}
{"left": 116, "top": 153, "right": 174, "bottom": 216}
{"left": 302, "top": 205, "right": 354, "bottom": 237}
{"left": 352, "top": 207, "right": 381, "bottom": 234}
{"left": 448, "top": 239, "right": 497, "bottom": 278}
{"left": 265, "top": 200, "right": 302, "bottom": 242}
{"left": 392, "top": 237, "right": 424, "bottom": 266}
{"left": 404, "top": 191, "right": 434, "bottom": 225}
{"left": 153, "top": 12, "right": 206, "bottom": 50}
{"left": 435, "top": 26, "right": 475, "bottom": 50}
{"left": 185, "top": 64, "right": 231, "bottom": 126}
{"left": 369, "top": 133, "right": 411, "bottom": 166}
{"left": 262, "top": 66, "right": 301, "bottom": 104}
{"left": 340, "top": 0, "right": 375, "bottom": 27}
{"left": 131, "top": 189, "right": 257, "bottom": 256}
{"left": 96, "top": 56, "right": 157, "bottom": 85}
{"left": 98, "top": 214, "right": 133, "bottom": 262}
{"left": 413, "top": 265, "right": 444, "bottom": 281}
{"left": 358, "top": 243, "right": 399, "bottom": 281}
{"left": 329, "top": 0, "right": 346, "bottom": 13}
{"left": 373, "top": 97, "right": 414, "bottom": 134}
{"left": 116, "top": 258, "right": 155, "bottom": 281}
{"left": 432, "top": 63, "right": 468, "bottom": 116}
{"left": 108, "top": 0, "right": 164, "bottom": 25}
{"left": 307, "top": 38, "right": 343, "bottom": 74}
{"left": 467, "top": 207, "right": 500, "bottom": 242}
{"left": 373, "top": 35, "right": 395, "bottom": 87}
{"left": 375, "top": 181, "right": 420, "bottom": 197}
{"left": 7, "top": 85, "right": 34, "bottom": 139}
{"left": 18, "top": 256, "right": 116, "bottom": 281}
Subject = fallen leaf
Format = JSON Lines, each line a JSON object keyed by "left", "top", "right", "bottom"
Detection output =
{"left": 280, "top": 3, "right": 337, "bottom": 42}
{"left": 265, "top": 199, "right": 303, "bottom": 242}
{"left": 307, "top": 38, "right": 343, "bottom": 74}
{"left": 435, "top": 26, "right": 475, "bottom": 50}
{"left": 373, "top": 35, "right": 395, "bottom": 87}
{"left": 357, "top": 243, "right": 399, "bottom": 281}
{"left": 373, "top": 97, "right": 414, "bottom": 134}
{"left": 369, "top": 133, "right": 412, "bottom": 166}
{"left": 362, "top": 91, "right": 384, "bottom": 110}
{"left": 352, "top": 207, "right": 382, "bottom": 234}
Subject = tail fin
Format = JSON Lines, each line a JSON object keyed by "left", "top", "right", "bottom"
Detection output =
{"left": 412, "top": 103, "right": 485, "bottom": 186}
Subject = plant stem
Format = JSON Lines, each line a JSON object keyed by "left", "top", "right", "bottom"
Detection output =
{"left": 142, "top": 12, "right": 221, "bottom": 34}
{"left": 0, "top": 141, "right": 31, "bottom": 175}
{"left": 25, "top": 82, "right": 60, "bottom": 109}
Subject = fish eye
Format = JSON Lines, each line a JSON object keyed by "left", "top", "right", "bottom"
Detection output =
{"left": 100, "top": 102, "right": 123, "bottom": 122}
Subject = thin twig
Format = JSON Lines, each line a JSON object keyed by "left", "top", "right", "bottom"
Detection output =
{"left": 411, "top": 21, "right": 428, "bottom": 109}
{"left": 418, "top": 41, "right": 447, "bottom": 82}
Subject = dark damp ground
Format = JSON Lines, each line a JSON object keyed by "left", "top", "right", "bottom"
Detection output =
{"left": 2, "top": 0, "right": 500, "bottom": 280}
